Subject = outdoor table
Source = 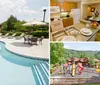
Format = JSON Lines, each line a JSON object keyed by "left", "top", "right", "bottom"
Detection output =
{"left": 28, "top": 37, "right": 38, "bottom": 45}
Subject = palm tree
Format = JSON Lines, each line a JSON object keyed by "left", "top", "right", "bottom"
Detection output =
{"left": 43, "top": 9, "right": 46, "bottom": 22}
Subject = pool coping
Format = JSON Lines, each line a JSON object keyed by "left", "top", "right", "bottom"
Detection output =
{"left": 0, "top": 41, "right": 49, "bottom": 62}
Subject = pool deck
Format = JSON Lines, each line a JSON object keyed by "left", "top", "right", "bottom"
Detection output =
{"left": 51, "top": 67, "right": 100, "bottom": 84}
{"left": 0, "top": 37, "right": 49, "bottom": 60}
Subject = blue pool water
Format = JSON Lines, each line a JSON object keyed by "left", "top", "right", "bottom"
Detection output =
{"left": 0, "top": 42, "right": 49, "bottom": 85}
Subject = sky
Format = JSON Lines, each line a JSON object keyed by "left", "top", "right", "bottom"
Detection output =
{"left": 0, "top": 0, "right": 49, "bottom": 23}
{"left": 64, "top": 42, "right": 100, "bottom": 51}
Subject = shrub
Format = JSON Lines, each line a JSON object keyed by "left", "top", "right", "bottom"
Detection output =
{"left": 1, "top": 31, "right": 8, "bottom": 35}
{"left": 15, "top": 32, "right": 22, "bottom": 36}
{"left": 42, "top": 31, "right": 49, "bottom": 38}
{"left": 8, "top": 32, "right": 13, "bottom": 35}
{"left": 31, "top": 31, "right": 49, "bottom": 38}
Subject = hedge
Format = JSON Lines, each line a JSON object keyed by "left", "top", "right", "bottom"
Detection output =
{"left": 15, "top": 32, "right": 22, "bottom": 36}
{"left": 30, "top": 31, "right": 49, "bottom": 38}
{"left": 1, "top": 31, "right": 8, "bottom": 35}
{"left": 8, "top": 32, "right": 14, "bottom": 35}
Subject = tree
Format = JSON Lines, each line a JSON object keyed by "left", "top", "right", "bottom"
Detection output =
{"left": 88, "top": 56, "right": 95, "bottom": 67}
{"left": 1, "top": 21, "right": 7, "bottom": 31}
{"left": 14, "top": 21, "right": 25, "bottom": 31}
{"left": 50, "top": 43, "right": 65, "bottom": 65}
{"left": 95, "top": 51, "right": 100, "bottom": 60}
{"left": 6, "top": 15, "right": 17, "bottom": 31}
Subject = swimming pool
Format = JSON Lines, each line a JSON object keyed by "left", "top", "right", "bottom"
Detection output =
{"left": 0, "top": 41, "right": 49, "bottom": 85}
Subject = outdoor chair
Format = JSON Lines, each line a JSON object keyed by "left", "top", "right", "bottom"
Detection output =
{"left": 30, "top": 37, "right": 38, "bottom": 45}
{"left": 27, "top": 35, "right": 33, "bottom": 43}
{"left": 8, "top": 33, "right": 17, "bottom": 39}
{"left": 23, "top": 35, "right": 29, "bottom": 44}
{"left": 0, "top": 33, "right": 2, "bottom": 36}
{"left": 1, "top": 33, "right": 10, "bottom": 38}
{"left": 15, "top": 33, "right": 25, "bottom": 40}
{"left": 28, "top": 35, "right": 33, "bottom": 39}
{"left": 39, "top": 36, "right": 44, "bottom": 45}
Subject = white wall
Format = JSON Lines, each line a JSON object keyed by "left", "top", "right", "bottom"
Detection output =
{"left": 81, "top": 2, "right": 100, "bottom": 19}
{"left": 96, "top": 4, "right": 100, "bottom": 14}
{"left": 81, "top": 4, "right": 89, "bottom": 19}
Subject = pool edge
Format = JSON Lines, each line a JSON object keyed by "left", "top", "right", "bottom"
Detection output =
{"left": 0, "top": 41, "right": 49, "bottom": 62}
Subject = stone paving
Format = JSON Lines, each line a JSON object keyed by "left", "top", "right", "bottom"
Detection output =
{"left": 0, "top": 37, "right": 49, "bottom": 59}
{"left": 51, "top": 67, "right": 100, "bottom": 84}
{"left": 51, "top": 67, "right": 99, "bottom": 78}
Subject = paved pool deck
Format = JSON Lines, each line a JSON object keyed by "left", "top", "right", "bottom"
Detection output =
{"left": 51, "top": 67, "right": 100, "bottom": 84}
{"left": 0, "top": 37, "right": 49, "bottom": 60}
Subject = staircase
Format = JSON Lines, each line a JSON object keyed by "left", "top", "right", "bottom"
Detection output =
{"left": 31, "top": 62, "right": 49, "bottom": 85}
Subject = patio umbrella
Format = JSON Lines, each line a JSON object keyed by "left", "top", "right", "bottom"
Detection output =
{"left": 22, "top": 21, "right": 33, "bottom": 26}
{"left": 31, "top": 20, "right": 47, "bottom": 25}
{"left": 22, "top": 20, "right": 47, "bottom": 26}
{"left": 22, "top": 20, "right": 48, "bottom": 35}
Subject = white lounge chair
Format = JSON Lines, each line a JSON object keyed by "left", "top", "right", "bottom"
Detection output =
{"left": 15, "top": 33, "right": 25, "bottom": 39}
{"left": 8, "top": 33, "right": 17, "bottom": 39}
{"left": 1, "top": 33, "right": 10, "bottom": 38}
